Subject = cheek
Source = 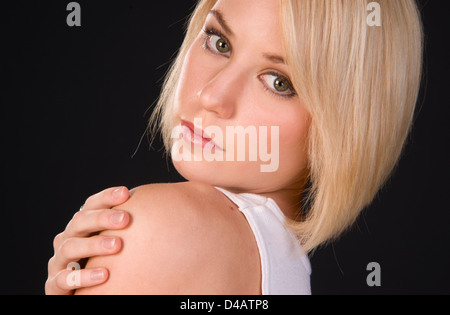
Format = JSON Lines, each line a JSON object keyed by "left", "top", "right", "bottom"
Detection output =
{"left": 280, "top": 111, "right": 309, "bottom": 148}
{"left": 277, "top": 107, "right": 310, "bottom": 168}
{"left": 246, "top": 92, "right": 310, "bottom": 160}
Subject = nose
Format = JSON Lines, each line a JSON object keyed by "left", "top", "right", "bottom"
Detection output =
{"left": 198, "top": 62, "right": 245, "bottom": 119}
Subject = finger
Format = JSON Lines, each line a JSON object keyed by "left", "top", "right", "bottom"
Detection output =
{"left": 53, "top": 232, "right": 66, "bottom": 252}
{"left": 53, "top": 235, "right": 122, "bottom": 270}
{"left": 52, "top": 209, "right": 129, "bottom": 262}
{"left": 82, "top": 186, "right": 130, "bottom": 211}
{"left": 65, "top": 209, "right": 130, "bottom": 239}
{"left": 47, "top": 268, "right": 109, "bottom": 294}
{"left": 54, "top": 210, "right": 128, "bottom": 249}
{"left": 62, "top": 209, "right": 130, "bottom": 241}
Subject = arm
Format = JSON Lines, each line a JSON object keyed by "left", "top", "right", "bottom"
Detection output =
{"left": 75, "top": 182, "right": 261, "bottom": 295}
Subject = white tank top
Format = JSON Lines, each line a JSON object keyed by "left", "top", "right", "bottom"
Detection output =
{"left": 214, "top": 187, "right": 312, "bottom": 295}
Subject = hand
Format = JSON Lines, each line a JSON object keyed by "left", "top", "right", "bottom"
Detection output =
{"left": 45, "top": 187, "right": 131, "bottom": 295}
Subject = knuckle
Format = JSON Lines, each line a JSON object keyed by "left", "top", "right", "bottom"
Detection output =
{"left": 60, "top": 238, "right": 76, "bottom": 260}
{"left": 44, "top": 278, "right": 53, "bottom": 294}
{"left": 83, "top": 192, "right": 99, "bottom": 210}
{"left": 83, "top": 196, "right": 93, "bottom": 209}
{"left": 47, "top": 256, "right": 56, "bottom": 270}
{"left": 53, "top": 232, "right": 64, "bottom": 249}
{"left": 69, "top": 210, "right": 89, "bottom": 231}
{"left": 47, "top": 272, "right": 69, "bottom": 294}
{"left": 71, "top": 210, "right": 84, "bottom": 225}
{"left": 47, "top": 257, "right": 58, "bottom": 276}
{"left": 55, "top": 270, "right": 72, "bottom": 291}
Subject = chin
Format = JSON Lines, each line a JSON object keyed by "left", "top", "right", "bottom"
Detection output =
{"left": 173, "top": 159, "right": 250, "bottom": 189}
{"left": 173, "top": 160, "right": 228, "bottom": 186}
{"left": 172, "top": 158, "right": 281, "bottom": 194}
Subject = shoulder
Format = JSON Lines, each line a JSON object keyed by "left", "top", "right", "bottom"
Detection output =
{"left": 76, "top": 181, "right": 261, "bottom": 294}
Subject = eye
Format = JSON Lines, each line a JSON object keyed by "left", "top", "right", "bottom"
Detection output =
{"left": 210, "top": 35, "right": 230, "bottom": 53}
{"left": 259, "top": 73, "right": 296, "bottom": 97}
{"left": 203, "top": 28, "right": 231, "bottom": 55}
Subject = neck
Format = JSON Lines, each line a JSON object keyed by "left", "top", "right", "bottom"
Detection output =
{"left": 258, "top": 188, "right": 304, "bottom": 221}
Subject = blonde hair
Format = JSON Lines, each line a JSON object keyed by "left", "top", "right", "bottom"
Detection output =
{"left": 149, "top": 0, "right": 424, "bottom": 253}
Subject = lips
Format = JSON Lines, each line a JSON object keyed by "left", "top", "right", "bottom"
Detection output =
{"left": 181, "top": 120, "right": 212, "bottom": 141}
{"left": 180, "top": 120, "right": 223, "bottom": 151}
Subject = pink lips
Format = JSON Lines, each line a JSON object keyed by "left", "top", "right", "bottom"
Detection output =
{"left": 181, "top": 120, "right": 223, "bottom": 151}
{"left": 182, "top": 120, "right": 211, "bottom": 141}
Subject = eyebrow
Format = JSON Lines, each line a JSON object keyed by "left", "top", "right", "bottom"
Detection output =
{"left": 263, "top": 53, "right": 286, "bottom": 65}
{"left": 208, "top": 9, "right": 286, "bottom": 65}
{"left": 208, "top": 9, "right": 234, "bottom": 36}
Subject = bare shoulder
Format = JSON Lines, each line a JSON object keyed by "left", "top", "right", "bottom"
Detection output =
{"left": 76, "top": 181, "right": 261, "bottom": 295}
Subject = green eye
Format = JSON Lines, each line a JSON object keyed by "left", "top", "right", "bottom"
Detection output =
{"left": 260, "top": 73, "right": 296, "bottom": 98}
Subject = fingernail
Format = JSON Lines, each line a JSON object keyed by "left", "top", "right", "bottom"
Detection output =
{"left": 112, "top": 187, "right": 124, "bottom": 199}
{"left": 91, "top": 269, "right": 106, "bottom": 281}
{"left": 103, "top": 238, "right": 116, "bottom": 249}
{"left": 111, "top": 211, "right": 125, "bottom": 225}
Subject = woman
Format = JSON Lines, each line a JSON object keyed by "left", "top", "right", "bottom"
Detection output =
{"left": 46, "top": 0, "right": 423, "bottom": 294}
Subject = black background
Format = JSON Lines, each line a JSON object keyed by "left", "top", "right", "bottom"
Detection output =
{"left": 1, "top": 0, "right": 449, "bottom": 295}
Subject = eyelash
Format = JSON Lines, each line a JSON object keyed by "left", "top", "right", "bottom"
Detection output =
{"left": 260, "top": 74, "right": 296, "bottom": 99}
{"left": 201, "top": 26, "right": 296, "bottom": 100}
{"left": 202, "top": 27, "right": 230, "bottom": 56}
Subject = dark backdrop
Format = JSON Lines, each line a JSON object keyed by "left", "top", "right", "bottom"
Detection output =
{"left": 1, "top": 0, "right": 449, "bottom": 295}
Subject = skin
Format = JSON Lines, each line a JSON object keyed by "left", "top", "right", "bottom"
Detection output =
{"left": 47, "top": 0, "right": 311, "bottom": 294}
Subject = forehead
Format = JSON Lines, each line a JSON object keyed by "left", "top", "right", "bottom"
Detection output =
{"left": 209, "top": 0, "right": 284, "bottom": 51}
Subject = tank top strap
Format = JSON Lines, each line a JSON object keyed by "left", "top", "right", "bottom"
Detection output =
{"left": 214, "top": 186, "right": 269, "bottom": 211}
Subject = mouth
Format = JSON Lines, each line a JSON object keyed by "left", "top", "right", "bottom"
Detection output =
{"left": 180, "top": 120, "right": 224, "bottom": 152}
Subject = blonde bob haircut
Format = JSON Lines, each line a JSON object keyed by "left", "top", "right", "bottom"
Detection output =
{"left": 149, "top": 0, "right": 424, "bottom": 253}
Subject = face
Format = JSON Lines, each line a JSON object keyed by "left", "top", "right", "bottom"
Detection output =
{"left": 171, "top": 0, "right": 310, "bottom": 195}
